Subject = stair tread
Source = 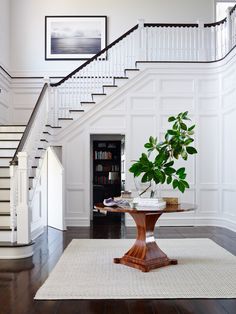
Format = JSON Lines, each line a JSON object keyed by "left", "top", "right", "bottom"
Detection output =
{"left": 0, "top": 240, "right": 33, "bottom": 248}
{"left": 0, "top": 212, "right": 10, "bottom": 216}
{"left": 0, "top": 188, "right": 10, "bottom": 190}
{"left": 0, "top": 177, "right": 10, "bottom": 179}
{"left": 0, "top": 200, "right": 10, "bottom": 202}
{"left": 0, "top": 140, "right": 20, "bottom": 141}
{"left": 45, "top": 124, "right": 62, "bottom": 129}
{"left": 81, "top": 101, "right": 95, "bottom": 104}
{"left": 0, "top": 132, "right": 23, "bottom": 134}
{"left": 0, "top": 226, "right": 12, "bottom": 231}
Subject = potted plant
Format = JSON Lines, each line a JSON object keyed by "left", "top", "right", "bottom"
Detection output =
{"left": 129, "top": 111, "right": 197, "bottom": 198}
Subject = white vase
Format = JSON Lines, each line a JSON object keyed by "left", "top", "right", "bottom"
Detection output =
{"left": 134, "top": 177, "right": 159, "bottom": 198}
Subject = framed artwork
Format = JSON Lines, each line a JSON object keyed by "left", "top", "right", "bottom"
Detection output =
{"left": 45, "top": 16, "right": 107, "bottom": 60}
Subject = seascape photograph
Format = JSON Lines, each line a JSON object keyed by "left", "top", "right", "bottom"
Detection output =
{"left": 45, "top": 16, "right": 107, "bottom": 60}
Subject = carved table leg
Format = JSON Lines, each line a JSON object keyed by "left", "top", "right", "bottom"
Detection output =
{"left": 114, "top": 212, "right": 178, "bottom": 272}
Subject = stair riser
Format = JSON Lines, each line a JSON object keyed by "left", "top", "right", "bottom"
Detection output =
{"left": 0, "top": 231, "right": 12, "bottom": 242}
{"left": 0, "top": 168, "right": 10, "bottom": 176}
{"left": 125, "top": 70, "right": 140, "bottom": 79}
{"left": 103, "top": 86, "right": 117, "bottom": 95}
{"left": 0, "top": 141, "right": 19, "bottom": 149}
{"left": 92, "top": 95, "right": 106, "bottom": 103}
{"left": 0, "top": 202, "right": 10, "bottom": 212}
{"left": 0, "top": 159, "right": 11, "bottom": 166}
{"left": 0, "top": 150, "right": 15, "bottom": 157}
{"left": 0, "top": 126, "right": 25, "bottom": 132}
{"left": 0, "top": 216, "right": 10, "bottom": 226}
{"left": 0, "top": 179, "right": 10, "bottom": 188}
{"left": 114, "top": 78, "right": 129, "bottom": 87}
{"left": 0, "top": 190, "right": 10, "bottom": 199}
{"left": 0, "top": 133, "right": 22, "bottom": 140}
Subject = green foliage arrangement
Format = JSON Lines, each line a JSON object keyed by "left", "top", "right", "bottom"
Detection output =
{"left": 129, "top": 111, "right": 197, "bottom": 196}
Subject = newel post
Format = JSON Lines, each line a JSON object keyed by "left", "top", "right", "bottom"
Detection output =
{"left": 137, "top": 18, "right": 146, "bottom": 61}
{"left": 16, "top": 152, "right": 30, "bottom": 244}
{"left": 9, "top": 164, "right": 17, "bottom": 243}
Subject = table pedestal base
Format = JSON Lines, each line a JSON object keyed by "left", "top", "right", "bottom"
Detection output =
{"left": 114, "top": 249, "right": 177, "bottom": 272}
{"left": 114, "top": 212, "right": 178, "bottom": 272}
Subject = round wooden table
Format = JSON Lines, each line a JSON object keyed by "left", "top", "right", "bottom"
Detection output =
{"left": 94, "top": 203, "right": 196, "bottom": 272}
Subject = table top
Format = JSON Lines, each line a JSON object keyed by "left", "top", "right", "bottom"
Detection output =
{"left": 94, "top": 203, "right": 197, "bottom": 214}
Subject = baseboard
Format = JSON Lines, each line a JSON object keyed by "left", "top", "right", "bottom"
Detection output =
{"left": 125, "top": 214, "right": 236, "bottom": 232}
{"left": 0, "top": 243, "right": 34, "bottom": 259}
{"left": 31, "top": 225, "right": 44, "bottom": 240}
{"left": 65, "top": 217, "right": 90, "bottom": 227}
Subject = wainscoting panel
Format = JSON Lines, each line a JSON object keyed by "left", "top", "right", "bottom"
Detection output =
{"left": 50, "top": 55, "right": 236, "bottom": 231}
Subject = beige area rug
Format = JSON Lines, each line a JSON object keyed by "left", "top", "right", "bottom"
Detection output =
{"left": 35, "top": 239, "right": 236, "bottom": 299}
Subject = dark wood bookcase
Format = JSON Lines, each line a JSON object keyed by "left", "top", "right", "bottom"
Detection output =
{"left": 93, "top": 140, "right": 121, "bottom": 205}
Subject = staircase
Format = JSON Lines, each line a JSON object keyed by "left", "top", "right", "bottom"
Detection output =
{"left": 0, "top": 125, "right": 25, "bottom": 239}
{"left": 0, "top": 126, "right": 35, "bottom": 258}
{"left": 1, "top": 10, "right": 236, "bottom": 258}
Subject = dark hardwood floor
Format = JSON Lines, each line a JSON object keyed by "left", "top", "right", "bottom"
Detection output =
{"left": 0, "top": 215, "right": 235, "bottom": 314}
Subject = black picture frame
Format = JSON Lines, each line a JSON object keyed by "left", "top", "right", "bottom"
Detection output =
{"left": 45, "top": 15, "right": 107, "bottom": 60}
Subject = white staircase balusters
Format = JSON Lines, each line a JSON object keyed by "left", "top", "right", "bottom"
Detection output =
{"left": 16, "top": 152, "right": 30, "bottom": 244}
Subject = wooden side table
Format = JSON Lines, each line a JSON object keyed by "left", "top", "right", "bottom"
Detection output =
{"left": 94, "top": 203, "right": 196, "bottom": 272}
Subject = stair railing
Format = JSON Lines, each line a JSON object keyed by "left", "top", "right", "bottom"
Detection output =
{"left": 48, "top": 9, "right": 236, "bottom": 125}
{"left": 10, "top": 83, "right": 49, "bottom": 243}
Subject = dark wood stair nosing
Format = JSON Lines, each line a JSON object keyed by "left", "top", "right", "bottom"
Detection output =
{"left": 0, "top": 240, "right": 34, "bottom": 248}
{"left": 45, "top": 124, "right": 62, "bottom": 129}
{"left": 0, "top": 176, "right": 10, "bottom": 179}
{"left": 0, "top": 226, "right": 16, "bottom": 231}
{"left": 58, "top": 118, "right": 73, "bottom": 121}
{"left": 0, "top": 139, "right": 20, "bottom": 142}
{"left": 103, "top": 84, "right": 118, "bottom": 88}
{"left": 0, "top": 125, "right": 26, "bottom": 127}
{"left": 69, "top": 109, "right": 84, "bottom": 112}
{"left": 80, "top": 101, "right": 95, "bottom": 104}
{"left": 0, "top": 212, "right": 10, "bottom": 216}
{"left": 0, "top": 132, "right": 24, "bottom": 134}
{"left": 92, "top": 93, "right": 106, "bottom": 96}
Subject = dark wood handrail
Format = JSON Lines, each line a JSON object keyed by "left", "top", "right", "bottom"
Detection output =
{"left": 10, "top": 83, "right": 48, "bottom": 165}
{"left": 144, "top": 23, "right": 198, "bottom": 28}
{"left": 204, "top": 18, "right": 227, "bottom": 28}
{"left": 50, "top": 24, "right": 138, "bottom": 87}
{"left": 230, "top": 3, "right": 236, "bottom": 15}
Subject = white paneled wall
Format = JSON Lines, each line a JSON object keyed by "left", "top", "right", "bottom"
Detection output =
{"left": 11, "top": 78, "right": 44, "bottom": 124}
{"left": 0, "top": 68, "right": 11, "bottom": 124}
{"left": 52, "top": 53, "right": 236, "bottom": 230}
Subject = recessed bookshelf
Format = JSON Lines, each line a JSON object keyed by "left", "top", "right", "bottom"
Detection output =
{"left": 93, "top": 140, "right": 121, "bottom": 204}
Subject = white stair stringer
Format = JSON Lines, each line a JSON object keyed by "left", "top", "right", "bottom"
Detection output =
{"left": 52, "top": 66, "right": 144, "bottom": 137}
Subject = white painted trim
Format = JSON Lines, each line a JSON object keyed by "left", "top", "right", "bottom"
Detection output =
{"left": 65, "top": 218, "right": 90, "bottom": 227}
{"left": 0, "top": 245, "right": 34, "bottom": 259}
{"left": 31, "top": 225, "right": 44, "bottom": 240}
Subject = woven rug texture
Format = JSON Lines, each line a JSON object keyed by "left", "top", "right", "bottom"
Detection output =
{"left": 35, "top": 238, "right": 236, "bottom": 299}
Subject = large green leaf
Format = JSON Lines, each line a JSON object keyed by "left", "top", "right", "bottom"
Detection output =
{"left": 186, "top": 146, "right": 197, "bottom": 154}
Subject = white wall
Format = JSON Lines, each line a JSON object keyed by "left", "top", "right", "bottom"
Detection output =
{"left": 0, "top": 0, "right": 10, "bottom": 70}
{"left": 10, "top": 0, "right": 214, "bottom": 76}
{"left": 50, "top": 50, "right": 236, "bottom": 231}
